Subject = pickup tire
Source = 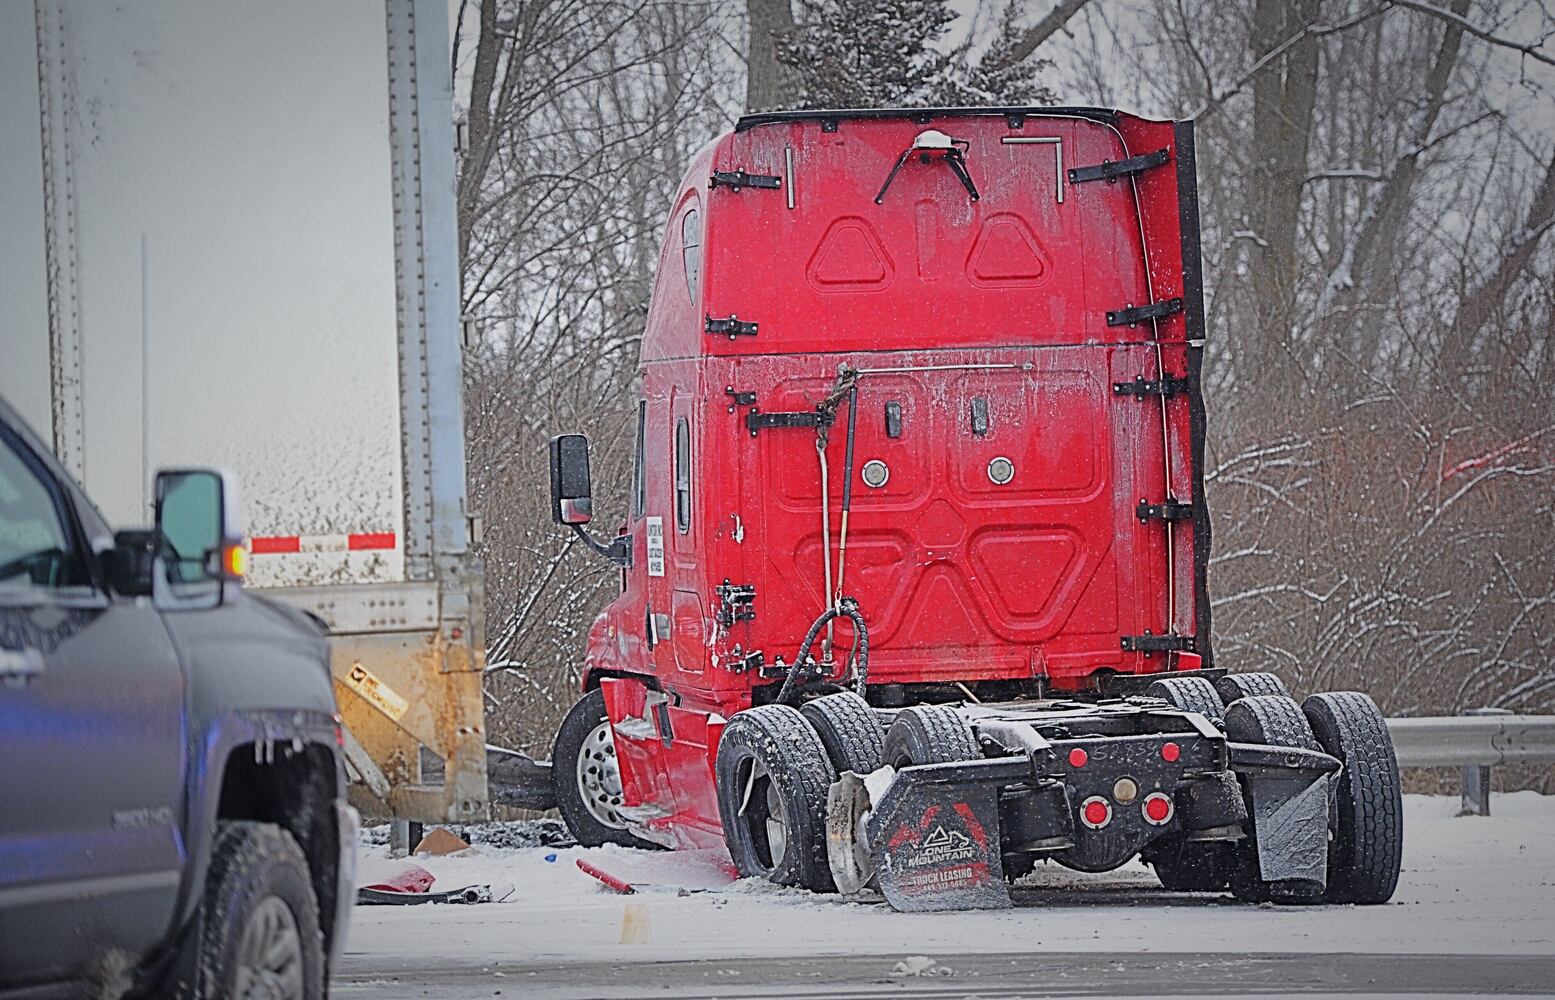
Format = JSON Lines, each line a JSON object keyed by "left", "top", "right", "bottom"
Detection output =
{"left": 196, "top": 820, "right": 324, "bottom": 1000}
{"left": 883, "top": 705, "right": 980, "bottom": 768}
{"left": 1303, "top": 692, "right": 1403, "bottom": 904}
{"left": 552, "top": 688, "right": 655, "bottom": 849}
{"left": 715, "top": 705, "right": 836, "bottom": 892}
{"left": 1216, "top": 672, "right": 1291, "bottom": 704}
{"left": 800, "top": 692, "right": 885, "bottom": 775}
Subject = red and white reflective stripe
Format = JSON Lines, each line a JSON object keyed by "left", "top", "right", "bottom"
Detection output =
{"left": 249, "top": 532, "right": 397, "bottom": 555}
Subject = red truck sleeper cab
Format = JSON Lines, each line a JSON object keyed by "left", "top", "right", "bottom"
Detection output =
{"left": 565, "top": 107, "right": 1209, "bottom": 850}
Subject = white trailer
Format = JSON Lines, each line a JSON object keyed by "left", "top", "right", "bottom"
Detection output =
{"left": 0, "top": 0, "right": 488, "bottom": 822}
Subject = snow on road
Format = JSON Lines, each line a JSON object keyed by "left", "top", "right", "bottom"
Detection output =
{"left": 343, "top": 794, "right": 1555, "bottom": 967}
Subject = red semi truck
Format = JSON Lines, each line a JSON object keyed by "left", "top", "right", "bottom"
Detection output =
{"left": 545, "top": 107, "right": 1402, "bottom": 911}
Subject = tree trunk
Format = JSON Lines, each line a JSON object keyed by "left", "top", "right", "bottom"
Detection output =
{"left": 746, "top": 0, "right": 797, "bottom": 112}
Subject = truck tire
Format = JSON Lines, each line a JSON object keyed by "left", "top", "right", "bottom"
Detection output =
{"left": 799, "top": 692, "right": 885, "bottom": 776}
{"left": 1223, "top": 695, "right": 1322, "bottom": 903}
{"left": 882, "top": 705, "right": 980, "bottom": 768}
{"left": 194, "top": 821, "right": 325, "bottom": 1000}
{"left": 1141, "top": 676, "right": 1229, "bottom": 890}
{"left": 715, "top": 704, "right": 836, "bottom": 892}
{"left": 1216, "top": 671, "right": 1291, "bottom": 705}
{"left": 1146, "top": 676, "right": 1226, "bottom": 723}
{"left": 552, "top": 688, "right": 655, "bottom": 849}
{"left": 1303, "top": 692, "right": 1403, "bottom": 904}
{"left": 1144, "top": 836, "right": 1231, "bottom": 892}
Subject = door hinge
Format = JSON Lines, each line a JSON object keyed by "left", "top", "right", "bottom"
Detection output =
{"left": 706, "top": 315, "right": 758, "bottom": 338}
{"left": 1113, "top": 374, "right": 1190, "bottom": 398}
{"left": 710, "top": 170, "right": 781, "bottom": 192}
{"left": 1068, "top": 147, "right": 1171, "bottom": 185}
{"left": 716, "top": 580, "right": 756, "bottom": 628}
{"left": 1121, "top": 632, "right": 1194, "bottom": 654}
{"left": 745, "top": 407, "right": 834, "bottom": 437}
{"left": 1107, "top": 297, "right": 1183, "bottom": 328}
{"left": 1137, "top": 498, "right": 1194, "bottom": 523}
{"left": 725, "top": 386, "right": 757, "bottom": 410}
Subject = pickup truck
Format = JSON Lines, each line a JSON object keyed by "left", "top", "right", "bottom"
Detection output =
{"left": 0, "top": 397, "right": 356, "bottom": 997}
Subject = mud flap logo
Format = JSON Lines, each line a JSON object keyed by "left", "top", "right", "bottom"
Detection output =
{"left": 909, "top": 825, "right": 977, "bottom": 868}
{"left": 885, "top": 803, "right": 997, "bottom": 897}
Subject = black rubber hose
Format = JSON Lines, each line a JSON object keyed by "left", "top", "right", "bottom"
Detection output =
{"left": 776, "top": 597, "right": 870, "bottom": 706}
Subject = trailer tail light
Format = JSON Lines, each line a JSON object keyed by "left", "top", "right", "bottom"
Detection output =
{"left": 1161, "top": 742, "right": 1181, "bottom": 762}
{"left": 1080, "top": 796, "right": 1112, "bottom": 830}
{"left": 1142, "top": 792, "right": 1174, "bottom": 825}
{"left": 1068, "top": 748, "right": 1088, "bottom": 768}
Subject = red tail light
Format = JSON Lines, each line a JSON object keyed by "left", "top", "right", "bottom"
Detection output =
{"left": 1080, "top": 796, "right": 1112, "bottom": 829}
{"left": 1142, "top": 792, "right": 1174, "bottom": 825}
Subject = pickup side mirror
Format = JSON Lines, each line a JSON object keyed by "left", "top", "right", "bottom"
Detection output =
{"left": 549, "top": 434, "right": 595, "bottom": 525}
{"left": 548, "top": 434, "right": 631, "bottom": 568}
{"left": 153, "top": 468, "right": 244, "bottom": 608}
{"left": 101, "top": 529, "right": 156, "bottom": 597}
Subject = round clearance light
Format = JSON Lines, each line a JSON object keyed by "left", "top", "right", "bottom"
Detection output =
{"left": 1112, "top": 777, "right": 1139, "bottom": 804}
{"left": 987, "top": 456, "right": 1015, "bottom": 485}
{"left": 1068, "top": 748, "right": 1088, "bottom": 768}
{"left": 1161, "top": 742, "right": 1181, "bottom": 763}
{"left": 1080, "top": 796, "right": 1112, "bottom": 830}
{"left": 861, "top": 459, "right": 890, "bottom": 488}
{"left": 1142, "top": 792, "right": 1174, "bottom": 826}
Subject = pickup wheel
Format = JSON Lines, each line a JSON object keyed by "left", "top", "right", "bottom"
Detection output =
{"left": 552, "top": 688, "right": 656, "bottom": 849}
{"left": 882, "top": 705, "right": 980, "bottom": 768}
{"left": 800, "top": 691, "right": 885, "bottom": 775}
{"left": 715, "top": 704, "right": 836, "bottom": 892}
{"left": 196, "top": 820, "right": 324, "bottom": 1000}
{"left": 1215, "top": 671, "right": 1291, "bottom": 705}
{"left": 1303, "top": 692, "right": 1403, "bottom": 904}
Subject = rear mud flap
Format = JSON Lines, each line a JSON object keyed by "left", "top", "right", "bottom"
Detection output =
{"left": 1229, "top": 743, "right": 1339, "bottom": 886}
{"left": 861, "top": 760, "right": 1021, "bottom": 912}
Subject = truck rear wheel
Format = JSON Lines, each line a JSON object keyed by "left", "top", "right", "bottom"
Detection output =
{"left": 1303, "top": 692, "right": 1403, "bottom": 904}
{"left": 194, "top": 821, "right": 324, "bottom": 1000}
{"left": 882, "top": 705, "right": 980, "bottom": 768}
{"left": 1146, "top": 675, "right": 1225, "bottom": 722}
{"left": 1216, "top": 671, "right": 1291, "bottom": 705}
{"left": 1224, "top": 695, "right": 1323, "bottom": 903}
{"left": 715, "top": 705, "right": 836, "bottom": 892}
{"left": 800, "top": 691, "right": 884, "bottom": 775}
{"left": 552, "top": 688, "right": 655, "bottom": 849}
{"left": 1142, "top": 677, "right": 1230, "bottom": 891}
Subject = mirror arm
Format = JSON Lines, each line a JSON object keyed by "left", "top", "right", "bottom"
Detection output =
{"left": 570, "top": 524, "right": 632, "bottom": 568}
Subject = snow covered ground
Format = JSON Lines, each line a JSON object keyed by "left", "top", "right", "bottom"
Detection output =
{"left": 342, "top": 793, "right": 1555, "bottom": 970}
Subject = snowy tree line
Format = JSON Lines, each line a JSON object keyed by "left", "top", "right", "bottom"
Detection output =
{"left": 453, "top": 0, "right": 1555, "bottom": 789}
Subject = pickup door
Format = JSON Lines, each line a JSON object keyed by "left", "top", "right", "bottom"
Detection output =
{"left": 0, "top": 420, "right": 185, "bottom": 989}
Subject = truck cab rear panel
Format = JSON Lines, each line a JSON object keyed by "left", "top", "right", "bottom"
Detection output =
{"left": 590, "top": 107, "right": 1209, "bottom": 713}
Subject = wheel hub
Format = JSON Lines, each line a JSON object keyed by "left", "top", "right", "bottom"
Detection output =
{"left": 233, "top": 895, "right": 303, "bottom": 1000}
{"left": 576, "top": 720, "right": 630, "bottom": 829}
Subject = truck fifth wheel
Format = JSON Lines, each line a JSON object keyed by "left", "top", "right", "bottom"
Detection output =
{"left": 545, "top": 107, "right": 1403, "bottom": 911}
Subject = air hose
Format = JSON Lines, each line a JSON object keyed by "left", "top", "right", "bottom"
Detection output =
{"left": 775, "top": 597, "right": 870, "bottom": 706}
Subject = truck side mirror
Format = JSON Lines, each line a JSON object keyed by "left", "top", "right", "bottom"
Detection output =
{"left": 548, "top": 434, "right": 631, "bottom": 568}
{"left": 153, "top": 468, "right": 245, "bottom": 608}
{"left": 549, "top": 434, "right": 595, "bottom": 525}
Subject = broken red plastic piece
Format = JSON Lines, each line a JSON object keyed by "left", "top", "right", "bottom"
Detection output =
{"left": 576, "top": 859, "right": 636, "bottom": 894}
{"left": 362, "top": 863, "right": 436, "bottom": 894}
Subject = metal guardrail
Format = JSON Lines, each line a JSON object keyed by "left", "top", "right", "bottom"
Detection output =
{"left": 1386, "top": 710, "right": 1555, "bottom": 815}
